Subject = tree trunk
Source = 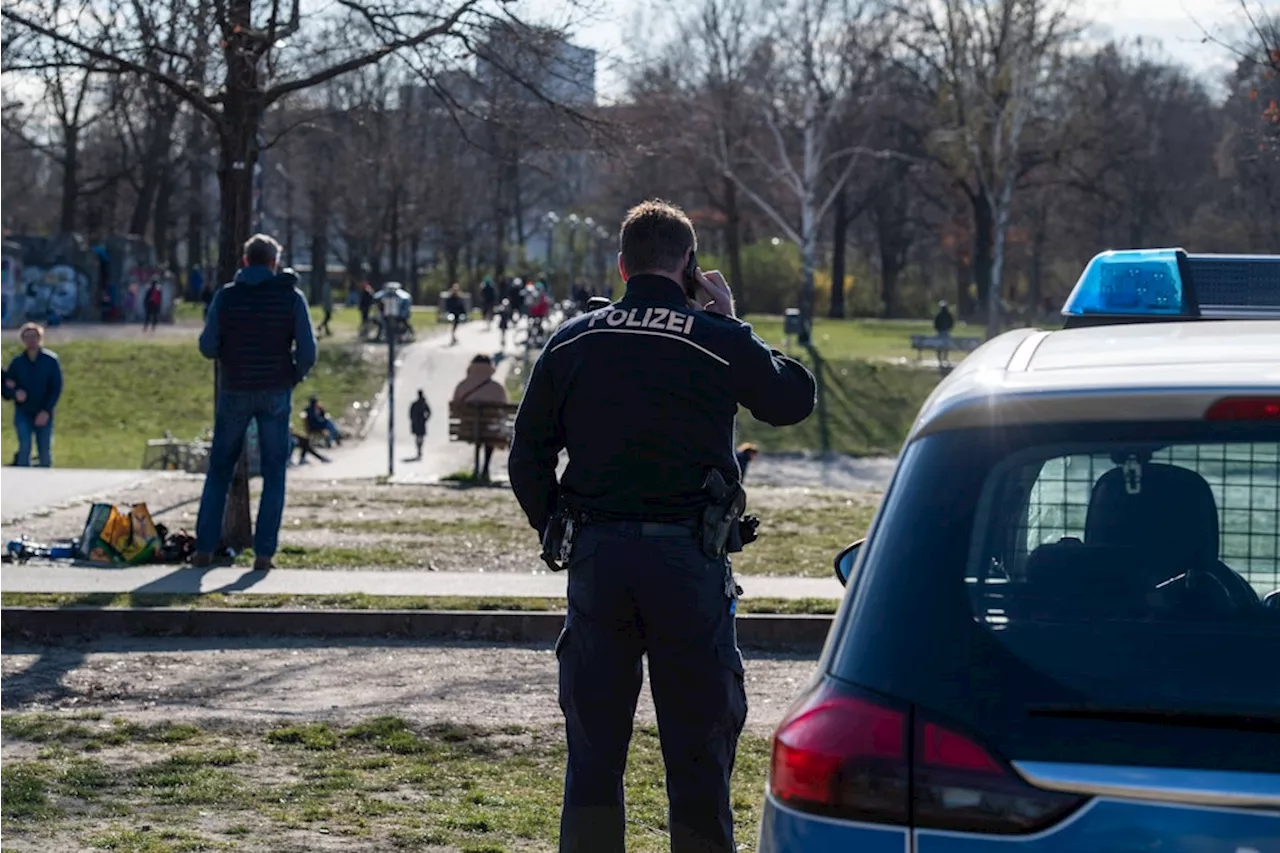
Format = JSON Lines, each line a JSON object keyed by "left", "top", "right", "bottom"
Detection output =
{"left": 128, "top": 103, "right": 176, "bottom": 235}
{"left": 445, "top": 243, "right": 460, "bottom": 289}
{"left": 186, "top": 113, "right": 206, "bottom": 285}
{"left": 829, "top": 187, "right": 848, "bottom": 319}
{"left": 408, "top": 232, "right": 420, "bottom": 301}
{"left": 308, "top": 191, "right": 328, "bottom": 305}
{"left": 60, "top": 126, "right": 79, "bottom": 233}
{"left": 970, "top": 191, "right": 993, "bottom": 324}
{"left": 986, "top": 180, "right": 1017, "bottom": 340}
{"left": 154, "top": 164, "right": 175, "bottom": 271}
{"left": 880, "top": 246, "right": 904, "bottom": 319}
{"left": 1028, "top": 200, "right": 1047, "bottom": 321}
{"left": 724, "top": 177, "right": 745, "bottom": 315}
{"left": 386, "top": 188, "right": 401, "bottom": 277}
{"left": 215, "top": 4, "right": 266, "bottom": 553}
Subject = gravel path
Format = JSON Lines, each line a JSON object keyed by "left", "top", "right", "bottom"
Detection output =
{"left": 1, "top": 637, "right": 819, "bottom": 736}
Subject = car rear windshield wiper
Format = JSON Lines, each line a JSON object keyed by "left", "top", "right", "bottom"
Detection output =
{"left": 1026, "top": 704, "right": 1280, "bottom": 734}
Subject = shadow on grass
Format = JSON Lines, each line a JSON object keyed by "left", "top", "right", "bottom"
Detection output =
{"left": 777, "top": 343, "right": 940, "bottom": 457}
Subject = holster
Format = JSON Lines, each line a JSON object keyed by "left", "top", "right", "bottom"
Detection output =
{"left": 540, "top": 507, "right": 583, "bottom": 572}
{"left": 699, "top": 469, "right": 751, "bottom": 560}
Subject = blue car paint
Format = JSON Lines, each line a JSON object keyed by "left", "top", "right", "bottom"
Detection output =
{"left": 762, "top": 796, "right": 1280, "bottom": 853}
{"left": 759, "top": 797, "right": 907, "bottom": 853}
{"left": 917, "top": 799, "right": 1280, "bottom": 853}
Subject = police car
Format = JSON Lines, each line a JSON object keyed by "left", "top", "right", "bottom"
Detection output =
{"left": 759, "top": 249, "right": 1280, "bottom": 852}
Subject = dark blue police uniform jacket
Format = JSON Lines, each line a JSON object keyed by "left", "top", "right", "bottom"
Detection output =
{"left": 509, "top": 274, "right": 815, "bottom": 530}
{"left": 508, "top": 273, "right": 816, "bottom": 853}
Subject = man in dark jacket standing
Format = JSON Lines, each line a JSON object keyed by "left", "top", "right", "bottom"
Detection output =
{"left": 6, "top": 322, "right": 63, "bottom": 467}
{"left": 193, "top": 234, "right": 317, "bottom": 570}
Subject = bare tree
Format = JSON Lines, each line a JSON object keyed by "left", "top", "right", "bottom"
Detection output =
{"left": 3, "top": 0, "right": 578, "bottom": 549}
{"left": 897, "top": 0, "right": 1073, "bottom": 335}
{"left": 711, "top": 0, "right": 894, "bottom": 334}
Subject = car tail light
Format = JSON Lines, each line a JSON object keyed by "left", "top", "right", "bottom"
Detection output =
{"left": 770, "top": 681, "right": 909, "bottom": 823}
{"left": 769, "top": 679, "right": 1087, "bottom": 834}
{"left": 1205, "top": 397, "right": 1280, "bottom": 421}
{"left": 913, "top": 717, "right": 1085, "bottom": 834}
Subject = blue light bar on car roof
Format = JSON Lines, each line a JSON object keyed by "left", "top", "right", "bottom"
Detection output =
{"left": 1062, "top": 249, "right": 1280, "bottom": 325}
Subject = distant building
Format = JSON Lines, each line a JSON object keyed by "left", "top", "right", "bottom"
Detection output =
{"left": 398, "top": 70, "right": 481, "bottom": 113}
{"left": 475, "top": 23, "right": 596, "bottom": 108}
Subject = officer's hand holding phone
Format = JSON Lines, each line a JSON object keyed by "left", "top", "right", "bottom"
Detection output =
{"left": 683, "top": 252, "right": 735, "bottom": 317}
{"left": 693, "top": 269, "right": 734, "bottom": 317}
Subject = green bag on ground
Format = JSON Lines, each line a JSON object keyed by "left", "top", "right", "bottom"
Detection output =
{"left": 79, "top": 503, "right": 161, "bottom": 565}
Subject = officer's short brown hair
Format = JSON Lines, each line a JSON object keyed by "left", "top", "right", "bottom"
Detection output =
{"left": 619, "top": 200, "right": 697, "bottom": 277}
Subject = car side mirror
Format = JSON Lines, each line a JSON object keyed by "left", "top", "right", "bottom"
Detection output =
{"left": 834, "top": 539, "right": 866, "bottom": 587}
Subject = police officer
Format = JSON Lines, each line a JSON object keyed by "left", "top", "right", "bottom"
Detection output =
{"left": 508, "top": 200, "right": 816, "bottom": 853}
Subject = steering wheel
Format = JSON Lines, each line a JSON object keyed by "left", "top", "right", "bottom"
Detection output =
{"left": 1161, "top": 562, "right": 1256, "bottom": 613}
{"left": 1203, "top": 561, "right": 1260, "bottom": 607}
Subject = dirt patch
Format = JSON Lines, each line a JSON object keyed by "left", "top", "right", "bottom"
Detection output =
{"left": 1, "top": 636, "right": 818, "bottom": 736}
{"left": 1, "top": 637, "right": 819, "bottom": 851}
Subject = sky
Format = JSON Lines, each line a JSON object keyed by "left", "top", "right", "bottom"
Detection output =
{"left": 536, "top": 0, "right": 1263, "bottom": 102}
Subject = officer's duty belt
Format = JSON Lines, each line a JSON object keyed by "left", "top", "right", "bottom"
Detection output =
{"left": 585, "top": 518, "right": 699, "bottom": 538}
{"left": 639, "top": 520, "right": 698, "bottom": 538}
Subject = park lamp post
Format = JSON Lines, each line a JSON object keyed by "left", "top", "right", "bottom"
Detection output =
{"left": 544, "top": 211, "right": 559, "bottom": 283}
{"left": 594, "top": 225, "right": 609, "bottom": 286}
{"left": 566, "top": 214, "right": 581, "bottom": 292}
{"left": 380, "top": 288, "right": 400, "bottom": 479}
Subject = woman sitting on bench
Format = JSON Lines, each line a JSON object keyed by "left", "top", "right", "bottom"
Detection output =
{"left": 451, "top": 354, "right": 510, "bottom": 482}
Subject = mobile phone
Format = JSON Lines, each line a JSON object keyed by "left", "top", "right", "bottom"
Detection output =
{"left": 683, "top": 251, "right": 699, "bottom": 301}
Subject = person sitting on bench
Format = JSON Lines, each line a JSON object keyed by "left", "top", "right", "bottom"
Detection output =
{"left": 451, "top": 354, "right": 509, "bottom": 482}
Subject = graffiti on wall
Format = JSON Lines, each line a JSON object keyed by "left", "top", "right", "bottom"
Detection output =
{"left": 1, "top": 252, "right": 18, "bottom": 327}
{"left": 22, "top": 264, "right": 92, "bottom": 322}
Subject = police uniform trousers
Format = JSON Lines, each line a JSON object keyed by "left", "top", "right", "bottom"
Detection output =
{"left": 555, "top": 519, "right": 748, "bottom": 853}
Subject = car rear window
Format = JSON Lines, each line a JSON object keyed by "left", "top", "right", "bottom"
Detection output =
{"left": 830, "top": 422, "right": 1280, "bottom": 771}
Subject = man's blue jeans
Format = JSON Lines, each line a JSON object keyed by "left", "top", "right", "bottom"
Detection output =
{"left": 14, "top": 411, "right": 53, "bottom": 467}
{"left": 195, "top": 389, "right": 292, "bottom": 558}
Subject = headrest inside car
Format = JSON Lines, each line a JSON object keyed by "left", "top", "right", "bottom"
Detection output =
{"left": 1084, "top": 462, "right": 1220, "bottom": 566}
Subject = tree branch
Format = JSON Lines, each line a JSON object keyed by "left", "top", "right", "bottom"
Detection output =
{"left": 263, "top": 0, "right": 481, "bottom": 105}
{"left": 1, "top": 7, "right": 222, "bottom": 125}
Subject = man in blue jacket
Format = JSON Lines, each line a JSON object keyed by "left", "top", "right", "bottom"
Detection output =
{"left": 193, "top": 234, "right": 317, "bottom": 570}
{"left": 6, "top": 323, "right": 63, "bottom": 467}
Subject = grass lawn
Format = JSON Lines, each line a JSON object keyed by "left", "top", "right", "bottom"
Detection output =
{"left": 0, "top": 338, "right": 384, "bottom": 469}
{"left": 1, "top": 713, "right": 772, "bottom": 852}
{"left": 737, "top": 357, "right": 939, "bottom": 456}
{"left": 743, "top": 315, "right": 982, "bottom": 362}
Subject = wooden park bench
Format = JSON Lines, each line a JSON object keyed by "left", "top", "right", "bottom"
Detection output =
{"left": 909, "top": 334, "right": 982, "bottom": 365}
{"left": 448, "top": 400, "right": 519, "bottom": 480}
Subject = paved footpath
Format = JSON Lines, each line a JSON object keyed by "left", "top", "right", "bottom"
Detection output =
{"left": 1, "top": 468, "right": 162, "bottom": 524}
{"left": 0, "top": 565, "right": 844, "bottom": 600}
{"left": 294, "top": 314, "right": 521, "bottom": 483}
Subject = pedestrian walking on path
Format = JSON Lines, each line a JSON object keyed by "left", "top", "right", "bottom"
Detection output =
{"left": 192, "top": 233, "right": 317, "bottom": 571}
{"left": 410, "top": 389, "right": 431, "bottom": 459}
{"left": 445, "top": 284, "right": 466, "bottom": 346}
